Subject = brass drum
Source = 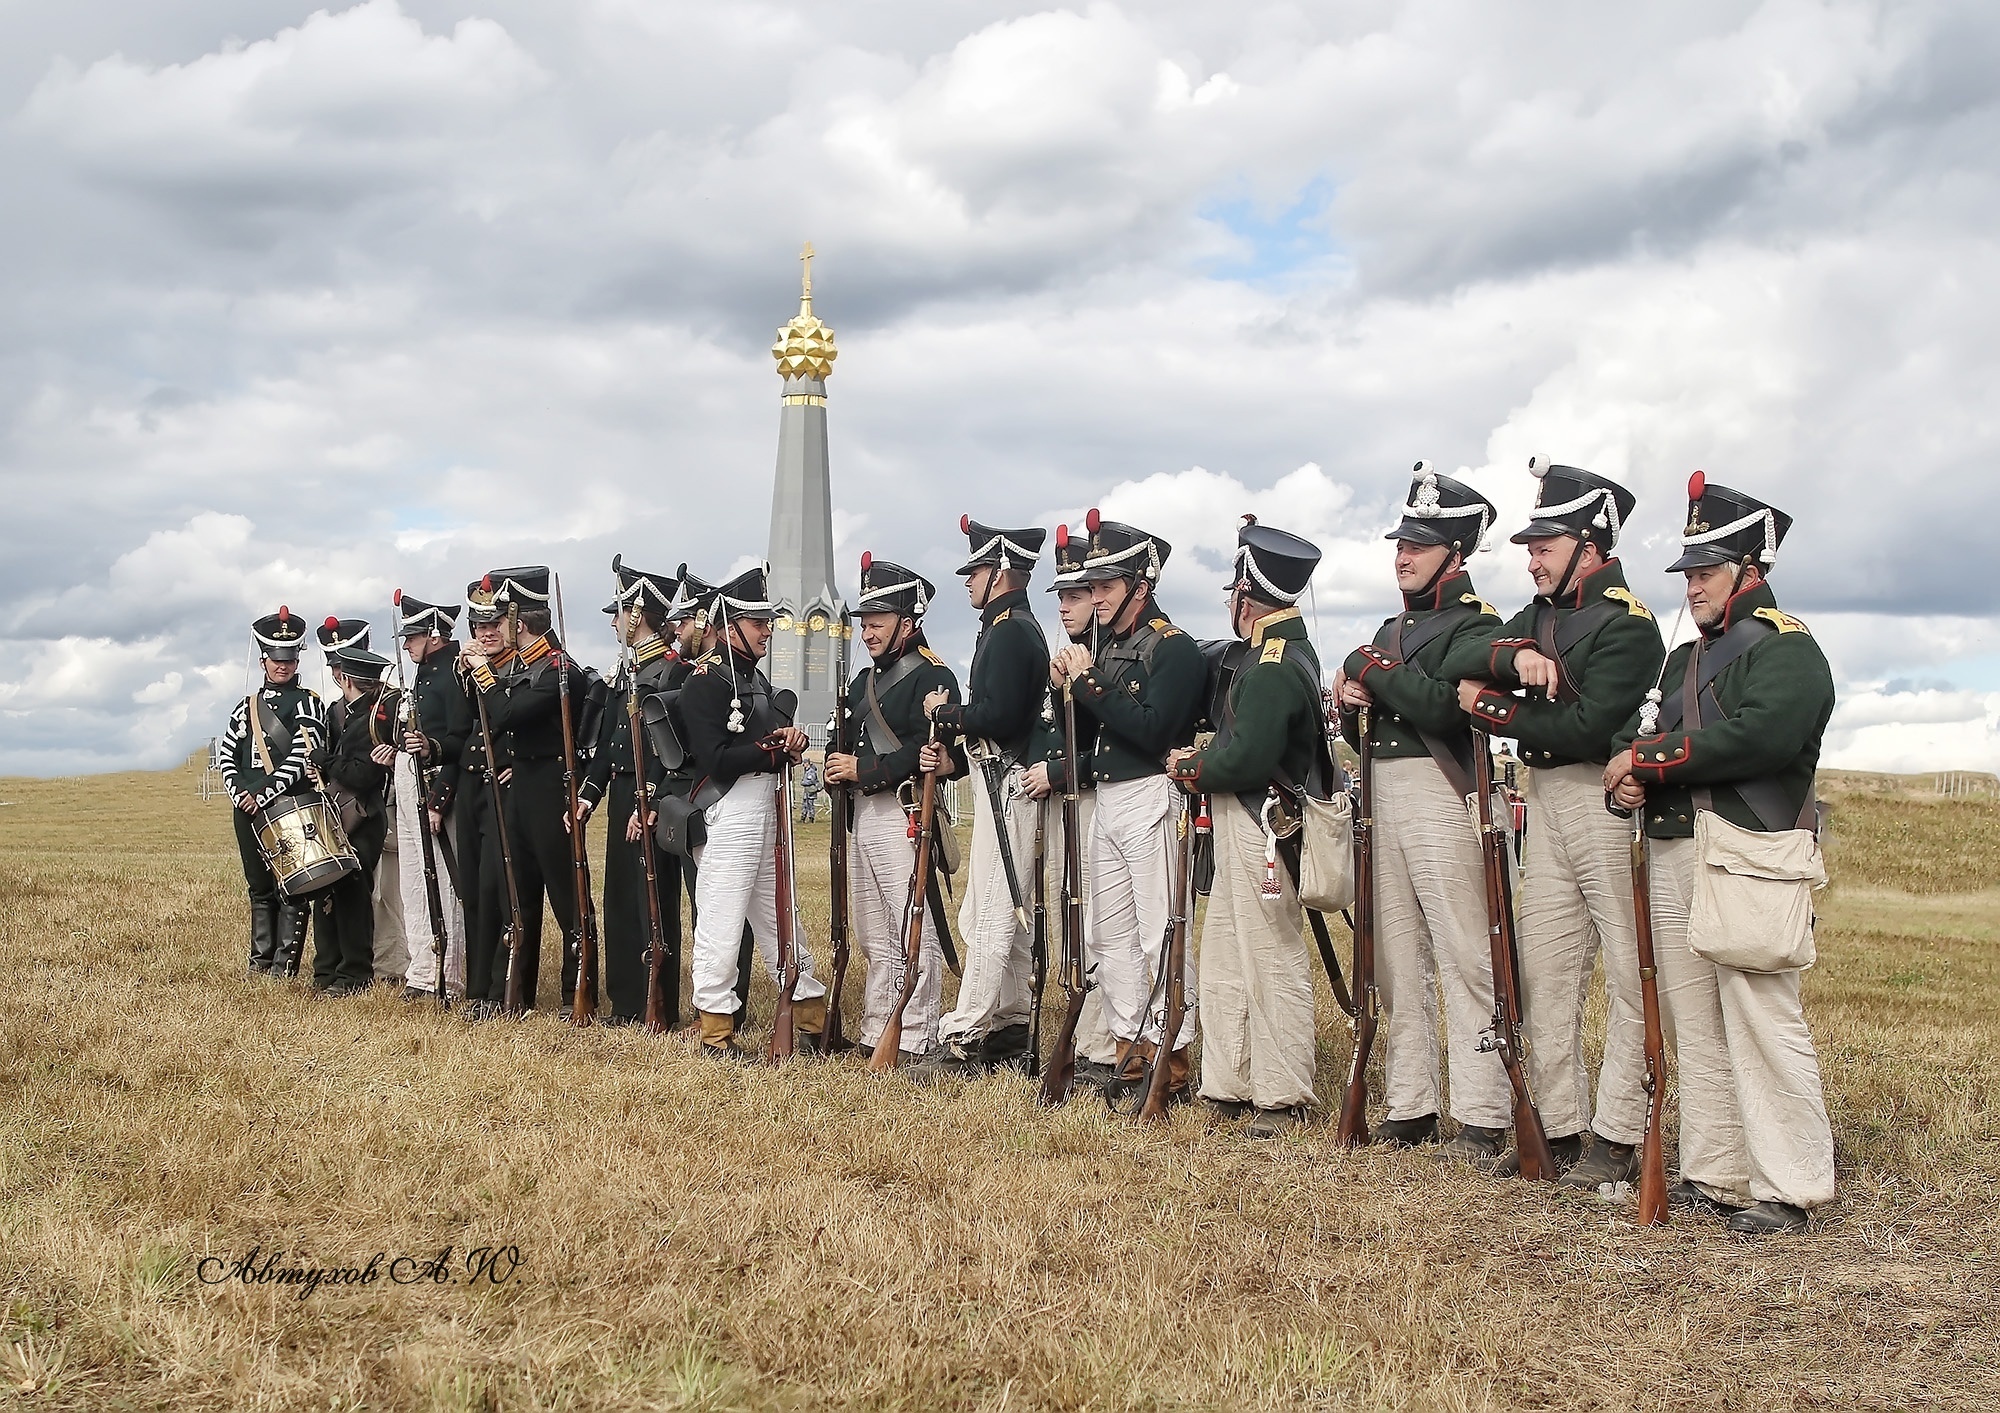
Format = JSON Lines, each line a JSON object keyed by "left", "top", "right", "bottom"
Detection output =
{"left": 255, "top": 794, "right": 360, "bottom": 898}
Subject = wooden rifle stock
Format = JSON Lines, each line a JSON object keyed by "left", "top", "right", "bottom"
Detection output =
{"left": 1628, "top": 810, "right": 1670, "bottom": 1224}
{"left": 552, "top": 622, "right": 601, "bottom": 1026}
{"left": 1472, "top": 730, "right": 1558, "bottom": 1180}
{"left": 870, "top": 721, "right": 940, "bottom": 1073}
{"left": 1038, "top": 682, "right": 1091, "bottom": 1106}
{"left": 617, "top": 623, "right": 673, "bottom": 1036}
{"left": 469, "top": 675, "right": 529, "bottom": 1015}
{"left": 1334, "top": 711, "right": 1380, "bottom": 1147}
{"left": 823, "top": 624, "right": 854, "bottom": 1051}
{"left": 768, "top": 755, "right": 803, "bottom": 1062}
{"left": 1136, "top": 793, "right": 1195, "bottom": 1123}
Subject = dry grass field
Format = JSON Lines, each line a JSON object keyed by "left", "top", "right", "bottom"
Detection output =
{"left": 1, "top": 762, "right": 1996, "bottom": 1410}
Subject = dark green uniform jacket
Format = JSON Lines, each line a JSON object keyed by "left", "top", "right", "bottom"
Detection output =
{"left": 221, "top": 679, "right": 326, "bottom": 805}
{"left": 1339, "top": 568, "right": 1499, "bottom": 762}
{"left": 846, "top": 634, "right": 960, "bottom": 794}
{"left": 1176, "top": 609, "right": 1321, "bottom": 795}
{"left": 1441, "top": 557, "right": 1664, "bottom": 768}
{"left": 471, "top": 635, "right": 591, "bottom": 763}
{"left": 929, "top": 588, "right": 1048, "bottom": 762}
{"left": 580, "top": 638, "right": 677, "bottom": 810}
{"left": 1075, "top": 606, "right": 1204, "bottom": 783}
{"left": 407, "top": 641, "right": 472, "bottom": 809}
{"left": 311, "top": 687, "right": 390, "bottom": 843}
{"left": 680, "top": 647, "right": 789, "bottom": 796}
{"left": 1033, "top": 631, "right": 1100, "bottom": 794}
{"left": 1614, "top": 580, "right": 1834, "bottom": 840}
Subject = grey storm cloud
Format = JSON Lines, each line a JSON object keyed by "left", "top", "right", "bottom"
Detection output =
{"left": 3, "top": 0, "right": 1999, "bottom": 774}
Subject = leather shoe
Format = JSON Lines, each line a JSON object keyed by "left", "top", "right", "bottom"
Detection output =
{"left": 1376, "top": 1114, "right": 1438, "bottom": 1148}
{"left": 1668, "top": 1180, "right": 1746, "bottom": 1218}
{"left": 1727, "top": 1200, "right": 1809, "bottom": 1235}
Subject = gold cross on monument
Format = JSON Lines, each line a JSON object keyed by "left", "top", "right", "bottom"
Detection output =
{"left": 800, "top": 241, "right": 815, "bottom": 299}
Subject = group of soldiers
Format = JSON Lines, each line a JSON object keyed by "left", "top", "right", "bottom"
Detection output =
{"left": 222, "top": 459, "right": 1837, "bottom": 1237}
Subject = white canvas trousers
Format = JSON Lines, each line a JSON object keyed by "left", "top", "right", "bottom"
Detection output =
{"left": 850, "top": 789, "right": 943, "bottom": 1054}
{"left": 371, "top": 796, "right": 407, "bottom": 983}
{"left": 1370, "top": 758, "right": 1512, "bottom": 1129}
{"left": 1045, "top": 788, "right": 1116, "bottom": 1065}
{"left": 939, "top": 763, "right": 1039, "bottom": 1044}
{"left": 692, "top": 775, "right": 825, "bottom": 1017}
{"left": 1088, "top": 774, "right": 1196, "bottom": 1049}
{"left": 396, "top": 752, "right": 466, "bottom": 997}
{"left": 1195, "top": 792, "right": 1315, "bottom": 1110}
{"left": 1649, "top": 837, "right": 1836, "bottom": 1208}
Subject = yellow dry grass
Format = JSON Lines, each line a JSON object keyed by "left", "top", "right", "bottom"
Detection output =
{"left": 1, "top": 760, "right": 1996, "bottom": 1411}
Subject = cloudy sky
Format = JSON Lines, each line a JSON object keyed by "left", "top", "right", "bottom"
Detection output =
{"left": 2, "top": 0, "right": 1995, "bottom": 776}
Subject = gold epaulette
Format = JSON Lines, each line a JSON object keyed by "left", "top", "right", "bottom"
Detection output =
{"left": 919, "top": 647, "right": 945, "bottom": 666}
{"left": 1151, "top": 617, "right": 1181, "bottom": 637}
{"left": 1604, "top": 587, "right": 1654, "bottom": 620}
{"left": 1754, "top": 607, "right": 1810, "bottom": 634}
{"left": 1460, "top": 592, "right": 1498, "bottom": 617}
{"left": 1259, "top": 636, "right": 1287, "bottom": 664}
{"left": 992, "top": 609, "right": 1011, "bottom": 625}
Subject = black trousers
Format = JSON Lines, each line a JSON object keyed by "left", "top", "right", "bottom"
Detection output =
{"left": 232, "top": 805, "right": 283, "bottom": 905}
{"left": 312, "top": 818, "right": 385, "bottom": 990}
{"left": 506, "top": 757, "right": 581, "bottom": 1009}
{"left": 600, "top": 774, "right": 685, "bottom": 1025}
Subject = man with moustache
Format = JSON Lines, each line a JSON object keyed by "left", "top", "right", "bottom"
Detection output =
{"left": 823, "top": 554, "right": 960, "bottom": 1060}
{"left": 1442, "top": 459, "right": 1664, "bottom": 1185}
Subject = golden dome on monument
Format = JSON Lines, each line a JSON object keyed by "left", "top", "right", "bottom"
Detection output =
{"left": 772, "top": 241, "right": 837, "bottom": 382}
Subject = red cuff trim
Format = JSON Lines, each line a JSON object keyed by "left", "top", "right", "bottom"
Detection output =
{"left": 1077, "top": 672, "right": 1107, "bottom": 699}
{"left": 1471, "top": 688, "right": 1518, "bottom": 726}
{"left": 1630, "top": 734, "right": 1691, "bottom": 780}
{"left": 1488, "top": 638, "right": 1533, "bottom": 677}
{"left": 1353, "top": 646, "right": 1395, "bottom": 682}
{"left": 1172, "top": 753, "right": 1203, "bottom": 784}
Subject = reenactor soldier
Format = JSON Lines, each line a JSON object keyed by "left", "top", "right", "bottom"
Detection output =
{"left": 579, "top": 562, "right": 684, "bottom": 1025}
{"left": 223, "top": 608, "right": 325, "bottom": 977}
{"left": 310, "top": 645, "right": 395, "bottom": 995}
{"left": 320, "top": 615, "right": 405, "bottom": 986}
{"left": 1021, "top": 523, "right": 1117, "bottom": 1086}
{"left": 1332, "top": 466, "right": 1510, "bottom": 1153}
{"left": 1169, "top": 519, "right": 1325, "bottom": 1136}
{"left": 921, "top": 517, "right": 1050, "bottom": 1077}
{"left": 1606, "top": 476, "right": 1835, "bottom": 1235}
{"left": 1442, "top": 459, "right": 1665, "bottom": 1183}
{"left": 680, "top": 565, "right": 829, "bottom": 1058}
{"left": 824, "top": 554, "right": 960, "bottom": 1059}
{"left": 463, "top": 567, "right": 591, "bottom": 1011}
{"left": 458, "top": 578, "right": 516, "bottom": 1009}
{"left": 392, "top": 594, "right": 472, "bottom": 1001}
{"left": 1054, "top": 511, "right": 1205, "bottom": 1106}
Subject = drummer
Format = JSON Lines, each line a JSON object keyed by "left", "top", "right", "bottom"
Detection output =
{"left": 310, "top": 644, "right": 397, "bottom": 995}
{"left": 223, "top": 608, "right": 327, "bottom": 978}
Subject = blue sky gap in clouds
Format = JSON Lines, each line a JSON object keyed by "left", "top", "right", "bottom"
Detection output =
{"left": 1200, "top": 177, "right": 1344, "bottom": 285}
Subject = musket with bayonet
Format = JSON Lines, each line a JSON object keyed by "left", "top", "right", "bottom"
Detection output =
{"left": 464, "top": 584, "right": 528, "bottom": 1015}
{"left": 611, "top": 556, "right": 677, "bottom": 1036}
{"left": 823, "top": 617, "right": 854, "bottom": 1051}
{"left": 551, "top": 572, "right": 602, "bottom": 1026}
{"left": 391, "top": 589, "right": 452, "bottom": 1009}
{"left": 1037, "top": 681, "right": 1092, "bottom": 1105}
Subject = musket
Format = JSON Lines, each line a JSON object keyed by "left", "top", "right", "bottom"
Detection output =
{"left": 1037, "top": 680, "right": 1092, "bottom": 1106}
{"left": 822, "top": 617, "right": 854, "bottom": 1051}
{"left": 552, "top": 572, "right": 602, "bottom": 1026}
{"left": 767, "top": 689, "right": 804, "bottom": 1062}
{"left": 971, "top": 745, "right": 1033, "bottom": 934}
{"left": 1472, "top": 728, "right": 1559, "bottom": 1181}
{"left": 1135, "top": 792, "right": 1195, "bottom": 1123}
{"left": 467, "top": 643, "right": 528, "bottom": 1015}
{"left": 869, "top": 719, "right": 941, "bottom": 1073}
{"left": 612, "top": 557, "right": 675, "bottom": 1036}
{"left": 392, "top": 590, "right": 452, "bottom": 1009}
{"left": 1334, "top": 709, "right": 1381, "bottom": 1147}
{"left": 1627, "top": 810, "right": 1670, "bottom": 1224}
{"left": 1026, "top": 792, "right": 1047, "bottom": 1080}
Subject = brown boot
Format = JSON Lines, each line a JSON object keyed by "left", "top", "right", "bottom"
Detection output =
{"left": 791, "top": 997, "right": 827, "bottom": 1055}
{"left": 698, "top": 1010, "right": 750, "bottom": 1062}
{"left": 1104, "top": 1040, "right": 1154, "bottom": 1115}
{"left": 1165, "top": 1047, "right": 1192, "bottom": 1100}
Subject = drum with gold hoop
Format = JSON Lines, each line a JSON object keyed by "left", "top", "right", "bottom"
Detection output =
{"left": 253, "top": 794, "right": 360, "bottom": 898}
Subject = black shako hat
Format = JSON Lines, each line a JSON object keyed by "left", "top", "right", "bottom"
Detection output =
{"left": 855, "top": 552, "right": 934, "bottom": 618}
{"left": 465, "top": 577, "right": 504, "bottom": 626}
{"left": 954, "top": 515, "right": 1045, "bottom": 577}
{"left": 1080, "top": 508, "right": 1170, "bottom": 583}
{"left": 486, "top": 566, "right": 552, "bottom": 612}
{"left": 1510, "top": 457, "right": 1636, "bottom": 549}
{"left": 394, "top": 590, "right": 460, "bottom": 638}
{"left": 712, "top": 564, "right": 778, "bottom": 622}
{"left": 331, "top": 645, "right": 391, "bottom": 682}
{"left": 251, "top": 607, "right": 308, "bottom": 662}
{"left": 605, "top": 556, "right": 679, "bottom": 618}
{"left": 1046, "top": 523, "right": 1090, "bottom": 591}
{"left": 668, "top": 565, "right": 716, "bottom": 625}
{"left": 1667, "top": 471, "right": 1793, "bottom": 573}
{"left": 1386, "top": 461, "right": 1496, "bottom": 555}
{"left": 316, "top": 617, "right": 370, "bottom": 654}
{"left": 1231, "top": 516, "right": 1322, "bottom": 604}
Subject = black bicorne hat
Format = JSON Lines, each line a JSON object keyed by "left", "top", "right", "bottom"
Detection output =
{"left": 1080, "top": 508, "right": 1170, "bottom": 583}
{"left": 394, "top": 590, "right": 460, "bottom": 639}
{"left": 466, "top": 577, "right": 504, "bottom": 626}
{"left": 668, "top": 565, "right": 716, "bottom": 624}
{"left": 1046, "top": 523, "right": 1090, "bottom": 591}
{"left": 317, "top": 617, "right": 370, "bottom": 654}
{"left": 331, "top": 645, "right": 391, "bottom": 682}
{"left": 713, "top": 564, "right": 778, "bottom": 621}
{"left": 251, "top": 607, "right": 308, "bottom": 662}
{"left": 1231, "top": 516, "right": 1322, "bottom": 604}
{"left": 1667, "top": 471, "right": 1793, "bottom": 573}
{"left": 855, "top": 552, "right": 934, "bottom": 618}
{"left": 486, "top": 566, "right": 551, "bottom": 610}
{"left": 1510, "top": 457, "right": 1637, "bottom": 549}
{"left": 954, "top": 515, "right": 1046, "bottom": 577}
{"left": 1386, "top": 462, "right": 1496, "bottom": 554}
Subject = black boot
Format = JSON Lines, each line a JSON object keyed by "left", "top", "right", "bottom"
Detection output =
{"left": 1560, "top": 1134, "right": 1638, "bottom": 1191}
{"left": 248, "top": 901, "right": 279, "bottom": 975}
{"left": 273, "top": 903, "right": 309, "bottom": 977}
{"left": 1669, "top": 1180, "right": 1746, "bottom": 1218}
{"left": 980, "top": 1023, "right": 1033, "bottom": 1072}
{"left": 1441, "top": 1124, "right": 1506, "bottom": 1164}
{"left": 1376, "top": 1114, "right": 1439, "bottom": 1148}
{"left": 1727, "top": 1200, "right": 1809, "bottom": 1235}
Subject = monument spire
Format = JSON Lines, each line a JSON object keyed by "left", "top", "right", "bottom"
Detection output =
{"left": 765, "top": 242, "right": 846, "bottom": 736}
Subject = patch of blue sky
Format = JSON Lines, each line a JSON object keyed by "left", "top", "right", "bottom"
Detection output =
{"left": 1198, "top": 177, "right": 1349, "bottom": 287}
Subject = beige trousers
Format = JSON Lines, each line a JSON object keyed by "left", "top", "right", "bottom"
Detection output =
{"left": 1650, "top": 837, "right": 1836, "bottom": 1208}
{"left": 1517, "top": 763, "right": 1647, "bottom": 1144}
{"left": 1371, "top": 758, "right": 1512, "bottom": 1129}
{"left": 1196, "top": 792, "right": 1316, "bottom": 1110}
{"left": 850, "top": 789, "right": 943, "bottom": 1054}
{"left": 1088, "top": 774, "right": 1196, "bottom": 1049}
{"left": 372, "top": 796, "right": 407, "bottom": 983}
{"left": 940, "top": 762, "right": 1039, "bottom": 1044}
{"left": 395, "top": 752, "right": 466, "bottom": 997}
{"left": 1044, "top": 788, "right": 1116, "bottom": 1064}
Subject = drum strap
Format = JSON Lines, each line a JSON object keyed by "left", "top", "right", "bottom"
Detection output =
{"left": 249, "top": 690, "right": 276, "bottom": 776}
